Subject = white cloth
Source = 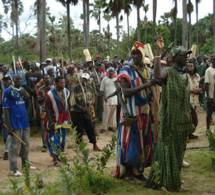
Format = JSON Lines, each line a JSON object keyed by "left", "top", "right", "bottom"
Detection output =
{"left": 205, "top": 67, "right": 215, "bottom": 98}
{"left": 101, "top": 105, "right": 117, "bottom": 130}
{"left": 188, "top": 73, "right": 200, "bottom": 107}
{"left": 100, "top": 76, "right": 117, "bottom": 105}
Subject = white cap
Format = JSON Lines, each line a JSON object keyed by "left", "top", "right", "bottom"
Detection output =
{"left": 36, "top": 63, "right": 40, "bottom": 67}
{"left": 46, "top": 58, "right": 52, "bottom": 62}
{"left": 144, "top": 57, "right": 151, "bottom": 64}
{"left": 81, "top": 73, "right": 90, "bottom": 80}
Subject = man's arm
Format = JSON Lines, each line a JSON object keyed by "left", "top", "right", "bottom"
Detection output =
{"left": 4, "top": 108, "right": 13, "bottom": 135}
{"left": 154, "top": 32, "right": 168, "bottom": 80}
{"left": 45, "top": 96, "right": 55, "bottom": 131}
{"left": 121, "top": 78, "right": 158, "bottom": 98}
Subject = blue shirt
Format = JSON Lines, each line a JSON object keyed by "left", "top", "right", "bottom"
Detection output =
{"left": 2, "top": 86, "right": 29, "bottom": 129}
{"left": 9, "top": 70, "right": 27, "bottom": 85}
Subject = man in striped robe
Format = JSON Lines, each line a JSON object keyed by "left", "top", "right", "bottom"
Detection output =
{"left": 111, "top": 42, "right": 158, "bottom": 184}
{"left": 44, "top": 76, "right": 70, "bottom": 167}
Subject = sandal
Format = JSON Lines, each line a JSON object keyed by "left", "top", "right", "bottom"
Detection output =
{"left": 93, "top": 146, "right": 102, "bottom": 151}
{"left": 124, "top": 176, "right": 142, "bottom": 185}
{"left": 135, "top": 174, "right": 148, "bottom": 181}
{"left": 54, "top": 161, "right": 62, "bottom": 167}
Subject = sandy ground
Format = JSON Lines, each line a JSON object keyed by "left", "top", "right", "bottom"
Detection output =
{"left": 0, "top": 106, "right": 211, "bottom": 184}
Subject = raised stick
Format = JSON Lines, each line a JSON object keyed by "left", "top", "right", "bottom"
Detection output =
{"left": 12, "top": 55, "right": 16, "bottom": 73}
{"left": 61, "top": 54, "right": 64, "bottom": 77}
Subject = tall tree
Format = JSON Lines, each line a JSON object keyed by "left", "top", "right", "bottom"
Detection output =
{"left": 103, "top": 14, "right": 112, "bottom": 56}
{"left": 182, "top": 0, "right": 188, "bottom": 49}
{"left": 83, "top": 0, "right": 90, "bottom": 48}
{"left": 152, "top": 0, "right": 157, "bottom": 53}
{"left": 170, "top": 0, "right": 177, "bottom": 46}
{"left": 195, "top": 0, "right": 201, "bottom": 50}
{"left": 133, "top": 0, "right": 144, "bottom": 42}
{"left": 2, "top": 0, "right": 23, "bottom": 50}
{"left": 143, "top": 4, "right": 149, "bottom": 43}
{"left": 57, "top": 0, "right": 78, "bottom": 61}
{"left": 159, "top": 12, "right": 171, "bottom": 30}
{"left": 36, "top": 0, "right": 47, "bottom": 62}
{"left": 214, "top": 0, "right": 215, "bottom": 53}
{"left": 124, "top": 0, "right": 132, "bottom": 51}
{"left": 91, "top": 0, "right": 106, "bottom": 51}
{"left": 187, "top": 0, "right": 193, "bottom": 49}
{"left": 105, "top": 0, "right": 124, "bottom": 57}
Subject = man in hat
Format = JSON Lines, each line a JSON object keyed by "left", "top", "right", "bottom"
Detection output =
{"left": 70, "top": 73, "right": 101, "bottom": 151}
{"left": 205, "top": 54, "right": 215, "bottom": 134}
{"left": 90, "top": 61, "right": 104, "bottom": 121}
{"left": 112, "top": 41, "right": 157, "bottom": 184}
{"left": 146, "top": 33, "right": 193, "bottom": 191}
{"left": 100, "top": 67, "right": 117, "bottom": 133}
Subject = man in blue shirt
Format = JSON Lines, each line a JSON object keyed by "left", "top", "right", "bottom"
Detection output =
{"left": 3, "top": 73, "right": 35, "bottom": 177}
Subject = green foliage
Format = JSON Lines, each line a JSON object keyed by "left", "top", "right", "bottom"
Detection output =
{"left": 151, "top": 161, "right": 161, "bottom": 188}
{"left": 208, "top": 129, "right": 215, "bottom": 150}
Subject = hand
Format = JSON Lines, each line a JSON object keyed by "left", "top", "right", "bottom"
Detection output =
{"left": 82, "top": 107, "right": 89, "bottom": 113}
{"left": 50, "top": 122, "right": 55, "bottom": 131}
{"left": 145, "top": 79, "right": 160, "bottom": 88}
{"left": 206, "top": 97, "right": 213, "bottom": 103}
{"left": 86, "top": 101, "right": 91, "bottom": 106}
{"left": 19, "top": 89, "right": 28, "bottom": 96}
{"left": 156, "top": 32, "right": 164, "bottom": 50}
{"left": 104, "top": 97, "right": 108, "bottom": 102}
{"left": 8, "top": 125, "right": 14, "bottom": 135}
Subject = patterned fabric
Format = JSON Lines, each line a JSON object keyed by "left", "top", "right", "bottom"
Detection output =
{"left": 146, "top": 67, "right": 193, "bottom": 190}
{"left": 113, "top": 65, "right": 154, "bottom": 178}
{"left": 188, "top": 73, "right": 200, "bottom": 107}
{"left": 44, "top": 88, "right": 70, "bottom": 157}
{"left": 117, "top": 65, "right": 151, "bottom": 117}
{"left": 65, "top": 73, "right": 78, "bottom": 92}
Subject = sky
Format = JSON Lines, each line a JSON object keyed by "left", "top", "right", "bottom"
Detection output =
{"left": 0, "top": 0, "right": 213, "bottom": 41}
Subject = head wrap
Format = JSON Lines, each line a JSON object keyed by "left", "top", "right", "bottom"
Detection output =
{"left": 107, "top": 67, "right": 114, "bottom": 72}
{"left": 45, "top": 65, "right": 53, "bottom": 72}
{"left": 82, "top": 73, "right": 90, "bottom": 80}
{"left": 131, "top": 42, "right": 145, "bottom": 63}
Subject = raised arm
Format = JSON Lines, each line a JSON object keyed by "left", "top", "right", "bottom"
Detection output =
{"left": 154, "top": 32, "right": 168, "bottom": 80}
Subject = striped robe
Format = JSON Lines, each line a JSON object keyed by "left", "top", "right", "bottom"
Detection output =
{"left": 113, "top": 65, "right": 154, "bottom": 177}
{"left": 44, "top": 88, "right": 70, "bottom": 157}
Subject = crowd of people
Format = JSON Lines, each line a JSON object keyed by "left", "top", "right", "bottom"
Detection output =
{"left": 0, "top": 33, "right": 215, "bottom": 191}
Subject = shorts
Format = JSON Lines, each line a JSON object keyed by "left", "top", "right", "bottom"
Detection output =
{"left": 206, "top": 100, "right": 215, "bottom": 117}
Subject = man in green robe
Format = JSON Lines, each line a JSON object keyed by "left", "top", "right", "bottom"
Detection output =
{"left": 146, "top": 33, "right": 193, "bottom": 191}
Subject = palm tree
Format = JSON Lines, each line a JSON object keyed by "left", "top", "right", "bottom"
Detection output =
{"left": 159, "top": 12, "right": 171, "bottom": 30}
{"left": 105, "top": 0, "right": 124, "bottom": 57}
{"left": 103, "top": 14, "right": 112, "bottom": 56}
{"left": 2, "top": 0, "right": 23, "bottom": 50}
{"left": 182, "top": 0, "right": 188, "bottom": 49}
{"left": 170, "top": 0, "right": 177, "bottom": 46}
{"left": 152, "top": 0, "right": 157, "bottom": 53}
{"left": 195, "top": 0, "right": 201, "bottom": 50}
{"left": 57, "top": 0, "right": 79, "bottom": 61}
{"left": 123, "top": 1, "right": 132, "bottom": 51}
{"left": 187, "top": 0, "right": 193, "bottom": 49}
{"left": 133, "top": 0, "right": 144, "bottom": 42}
{"left": 91, "top": 0, "right": 107, "bottom": 51}
{"left": 83, "top": 0, "right": 90, "bottom": 48}
{"left": 36, "top": 0, "right": 47, "bottom": 62}
{"left": 143, "top": 4, "right": 149, "bottom": 43}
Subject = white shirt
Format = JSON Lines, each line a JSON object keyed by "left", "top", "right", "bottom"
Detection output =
{"left": 188, "top": 73, "right": 200, "bottom": 107}
{"left": 100, "top": 76, "right": 118, "bottom": 105}
{"left": 205, "top": 67, "right": 215, "bottom": 98}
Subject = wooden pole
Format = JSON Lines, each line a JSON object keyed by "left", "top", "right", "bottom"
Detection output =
{"left": 61, "top": 54, "right": 64, "bottom": 78}
{"left": 32, "top": 96, "right": 36, "bottom": 119}
{"left": 3, "top": 124, "right": 26, "bottom": 145}
{"left": 12, "top": 55, "right": 16, "bottom": 73}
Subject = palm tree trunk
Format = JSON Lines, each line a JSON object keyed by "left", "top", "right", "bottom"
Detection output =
{"left": 152, "top": 0, "right": 157, "bottom": 54}
{"left": 174, "top": 0, "right": 177, "bottom": 46}
{"left": 116, "top": 13, "right": 119, "bottom": 57}
{"left": 195, "top": 0, "right": 199, "bottom": 49}
{"left": 144, "top": 16, "right": 147, "bottom": 43}
{"left": 67, "top": 1, "right": 72, "bottom": 62}
{"left": 107, "top": 23, "right": 110, "bottom": 56}
{"left": 214, "top": 0, "right": 215, "bottom": 53}
{"left": 137, "top": 5, "right": 140, "bottom": 42}
{"left": 182, "top": 0, "right": 188, "bottom": 49}
{"left": 83, "top": 0, "right": 86, "bottom": 47}
{"left": 37, "top": 0, "right": 47, "bottom": 63}
{"left": 188, "top": 11, "right": 192, "bottom": 49}
{"left": 127, "top": 13, "right": 130, "bottom": 51}
{"left": 99, "top": 8, "right": 101, "bottom": 50}
{"left": 86, "top": 0, "right": 90, "bottom": 48}
{"left": 15, "top": 0, "right": 18, "bottom": 50}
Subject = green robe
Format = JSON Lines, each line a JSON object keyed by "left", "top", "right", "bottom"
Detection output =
{"left": 146, "top": 67, "right": 193, "bottom": 190}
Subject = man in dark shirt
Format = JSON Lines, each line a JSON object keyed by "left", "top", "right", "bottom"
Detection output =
{"left": 70, "top": 73, "right": 101, "bottom": 151}
{"left": 25, "top": 62, "right": 42, "bottom": 126}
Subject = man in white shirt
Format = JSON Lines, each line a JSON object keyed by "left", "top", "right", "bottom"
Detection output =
{"left": 205, "top": 54, "right": 215, "bottom": 134}
{"left": 100, "top": 67, "right": 118, "bottom": 133}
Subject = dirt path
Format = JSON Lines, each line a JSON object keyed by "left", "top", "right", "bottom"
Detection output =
{"left": 0, "top": 106, "right": 211, "bottom": 184}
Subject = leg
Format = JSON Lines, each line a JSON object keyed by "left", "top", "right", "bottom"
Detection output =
{"left": 108, "top": 105, "right": 117, "bottom": 129}
{"left": 206, "top": 101, "right": 213, "bottom": 132}
{"left": 41, "top": 119, "right": 47, "bottom": 149}
{"left": 27, "top": 96, "right": 33, "bottom": 124}
{"left": 97, "top": 95, "right": 104, "bottom": 121}
{"left": 71, "top": 112, "right": 84, "bottom": 144}
{"left": 101, "top": 104, "right": 109, "bottom": 131}
{"left": 19, "top": 127, "right": 30, "bottom": 168}
{"left": 8, "top": 130, "right": 22, "bottom": 171}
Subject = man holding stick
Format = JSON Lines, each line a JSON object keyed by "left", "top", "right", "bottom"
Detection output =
{"left": 3, "top": 73, "right": 35, "bottom": 177}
